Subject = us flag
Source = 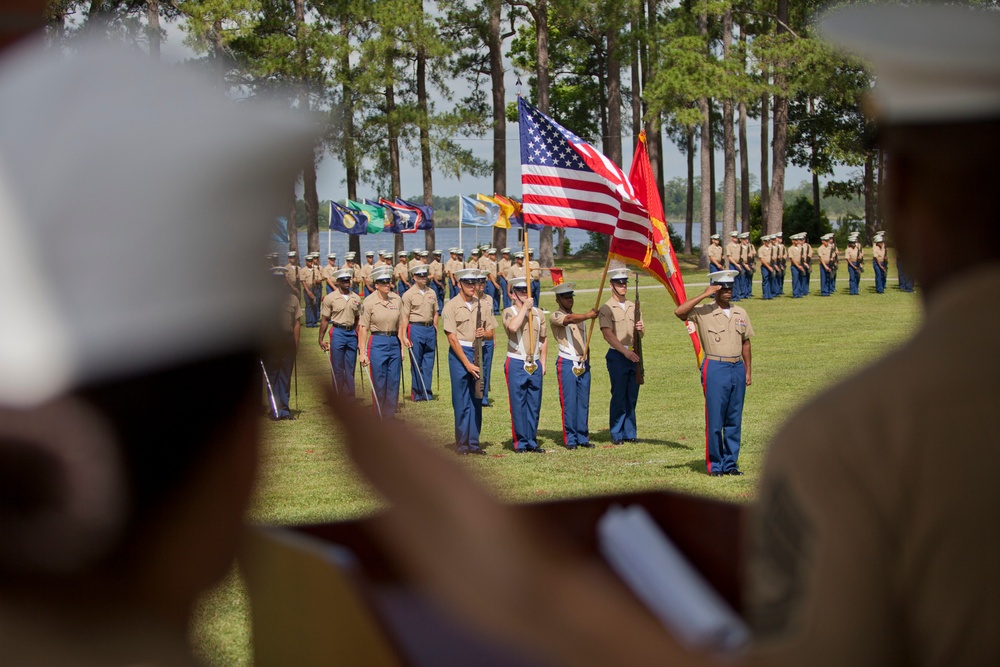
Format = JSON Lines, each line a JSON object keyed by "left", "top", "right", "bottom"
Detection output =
{"left": 518, "top": 97, "right": 669, "bottom": 285}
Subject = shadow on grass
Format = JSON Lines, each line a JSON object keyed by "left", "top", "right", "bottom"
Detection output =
{"left": 662, "top": 458, "right": 711, "bottom": 474}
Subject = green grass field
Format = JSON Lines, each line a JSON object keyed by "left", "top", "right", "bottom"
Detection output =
{"left": 192, "top": 254, "right": 922, "bottom": 665}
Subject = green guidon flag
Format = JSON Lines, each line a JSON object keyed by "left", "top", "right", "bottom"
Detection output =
{"left": 347, "top": 199, "right": 387, "bottom": 234}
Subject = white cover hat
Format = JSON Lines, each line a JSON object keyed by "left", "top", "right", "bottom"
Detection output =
{"left": 608, "top": 268, "right": 630, "bottom": 282}
{"left": 708, "top": 270, "right": 739, "bottom": 284}
{"left": 819, "top": 5, "right": 1000, "bottom": 124}
{"left": 0, "top": 37, "right": 316, "bottom": 408}
{"left": 553, "top": 282, "right": 576, "bottom": 295}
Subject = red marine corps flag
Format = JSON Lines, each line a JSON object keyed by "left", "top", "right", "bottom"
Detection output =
{"left": 627, "top": 131, "right": 704, "bottom": 366}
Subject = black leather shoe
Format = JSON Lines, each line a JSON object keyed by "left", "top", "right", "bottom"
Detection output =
{"left": 710, "top": 471, "right": 725, "bottom": 477}
{"left": 612, "top": 440, "right": 623, "bottom": 445}
{"left": 725, "top": 469, "right": 744, "bottom": 476}
{"left": 565, "top": 445, "right": 577, "bottom": 450}
{"left": 579, "top": 442, "right": 595, "bottom": 449}
{"left": 469, "top": 448, "right": 487, "bottom": 456}
{"left": 527, "top": 448, "right": 546, "bottom": 454}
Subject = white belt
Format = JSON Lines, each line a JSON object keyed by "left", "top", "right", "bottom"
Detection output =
{"left": 459, "top": 340, "right": 474, "bottom": 348}
{"left": 557, "top": 346, "right": 583, "bottom": 362}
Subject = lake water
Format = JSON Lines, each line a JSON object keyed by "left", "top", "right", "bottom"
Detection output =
{"left": 282, "top": 223, "right": 688, "bottom": 260}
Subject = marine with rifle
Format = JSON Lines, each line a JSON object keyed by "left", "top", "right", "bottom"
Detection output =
{"left": 358, "top": 265, "right": 403, "bottom": 420}
{"left": 503, "top": 276, "right": 548, "bottom": 453}
{"left": 674, "top": 269, "right": 754, "bottom": 476}
{"left": 318, "top": 268, "right": 362, "bottom": 400}
{"left": 441, "top": 268, "right": 494, "bottom": 455}
{"left": 598, "top": 267, "right": 644, "bottom": 445}
{"left": 475, "top": 271, "right": 497, "bottom": 408}
{"left": 399, "top": 264, "right": 438, "bottom": 402}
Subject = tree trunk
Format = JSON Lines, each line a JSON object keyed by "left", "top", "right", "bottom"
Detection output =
{"left": 386, "top": 68, "right": 403, "bottom": 256}
{"left": 146, "top": 0, "right": 160, "bottom": 60}
{"left": 876, "top": 146, "right": 884, "bottom": 231}
{"left": 760, "top": 88, "right": 770, "bottom": 224}
{"left": 598, "top": 49, "right": 608, "bottom": 159}
{"left": 738, "top": 24, "right": 749, "bottom": 230}
{"left": 341, "top": 22, "right": 361, "bottom": 256}
{"left": 698, "top": 102, "right": 713, "bottom": 269}
{"left": 605, "top": 29, "right": 623, "bottom": 167}
{"left": 646, "top": 0, "right": 664, "bottom": 203}
{"left": 630, "top": 5, "right": 641, "bottom": 141}
{"left": 809, "top": 97, "right": 821, "bottom": 223}
{"left": 212, "top": 18, "right": 225, "bottom": 84}
{"left": 864, "top": 153, "right": 876, "bottom": 243}
{"left": 417, "top": 1, "right": 434, "bottom": 251}
{"left": 536, "top": 0, "right": 554, "bottom": 265}
{"left": 303, "top": 146, "right": 320, "bottom": 255}
{"left": 489, "top": 0, "right": 507, "bottom": 250}
{"left": 766, "top": 0, "right": 789, "bottom": 237}
{"left": 709, "top": 101, "right": 717, "bottom": 236}
{"left": 721, "top": 10, "right": 736, "bottom": 241}
{"left": 698, "top": 9, "right": 711, "bottom": 268}
{"left": 685, "top": 126, "right": 694, "bottom": 254}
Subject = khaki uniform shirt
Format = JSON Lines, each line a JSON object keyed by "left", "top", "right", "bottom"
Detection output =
{"left": 322, "top": 264, "right": 337, "bottom": 287}
{"left": 282, "top": 293, "right": 302, "bottom": 332}
{"left": 789, "top": 244, "right": 803, "bottom": 267}
{"left": 830, "top": 245, "right": 840, "bottom": 267}
{"left": 480, "top": 258, "right": 497, "bottom": 281}
{"left": 445, "top": 259, "right": 460, "bottom": 282}
{"left": 299, "top": 267, "right": 315, "bottom": 292}
{"left": 506, "top": 263, "right": 527, "bottom": 281}
{"left": 818, "top": 245, "right": 832, "bottom": 266}
{"left": 428, "top": 260, "right": 444, "bottom": 283}
{"left": 479, "top": 294, "right": 495, "bottom": 318}
{"left": 400, "top": 285, "right": 437, "bottom": 324}
{"left": 497, "top": 258, "right": 511, "bottom": 278}
{"left": 846, "top": 246, "right": 860, "bottom": 266}
{"left": 442, "top": 295, "right": 495, "bottom": 343}
{"left": 502, "top": 304, "right": 546, "bottom": 357}
{"left": 727, "top": 241, "right": 742, "bottom": 266}
{"left": 359, "top": 292, "right": 402, "bottom": 333}
{"left": 872, "top": 245, "right": 886, "bottom": 265}
{"left": 360, "top": 263, "right": 373, "bottom": 285}
{"left": 549, "top": 307, "right": 587, "bottom": 358}
{"left": 373, "top": 259, "right": 387, "bottom": 269}
{"left": 802, "top": 243, "right": 812, "bottom": 266}
{"left": 284, "top": 262, "right": 300, "bottom": 287}
{"left": 466, "top": 259, "right": 480, "bottom": 269}
{"left": 687, "top": 301, "right": 753, "bottom": 358}
{"left": 408, "top": 258, "right": 420, "bottom": 272}
{"left": 745, "top": 243, "right": 756, "bottom": 266}
{"left": 708, "top": 244, "right": 724, "bottom": 267}
{"left": 394, "top": 262, "right": 409, "bottom": 283}
{"left": 747, "top": 266, "right": 1000, "bottom": 667}
{"left": 598, "top": 298, "right": 637, "bottom": 349}
{"left": 759, "top": 245, "right": 773, "bottom": 267}
{"left": 529, "top": 260, "right": 542, "bottom": 281}
{"left": 320, "top": 290, "right": 361, "bottom": 327}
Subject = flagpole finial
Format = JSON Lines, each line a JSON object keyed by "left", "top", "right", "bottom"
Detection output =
{"left": 515, "top": 76, "right": 522, "bottom": 98}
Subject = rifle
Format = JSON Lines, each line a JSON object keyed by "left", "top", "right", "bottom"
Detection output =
{"left": 474, "top": 296, "right": 484, "bottom": 399}
{"left": 633, "top": 276, "right": 645, "bottom": 385}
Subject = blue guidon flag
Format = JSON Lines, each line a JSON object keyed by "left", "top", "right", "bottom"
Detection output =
{"left": 518, "top": 97, "right": 653, "bottom": 251}
{"left": 329, "top": 201, "right": 367, "bottom": 235}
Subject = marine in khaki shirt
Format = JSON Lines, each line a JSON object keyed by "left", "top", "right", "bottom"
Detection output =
{"left": 502, "top": 295, "right": 546, "bottom": 359}
{"left": 706, "top": 235, "right": 724, "bottom": 270}
{"left": 598, "top": 295, "right": 639, "bottom": 351}
{"left": 726, "top": 237, "right": 742, "bottom": 269}
{"left": 319, "top": 282, "right": 362, "bottom": 329}
{"left": 359, "top": 290, "right": 402, "bottom": 334}
{"left": 399, "top": 280, "right": 438, "bottom": 325}
{"left": 394, "top": 259, "right": 410, "bottom": 289}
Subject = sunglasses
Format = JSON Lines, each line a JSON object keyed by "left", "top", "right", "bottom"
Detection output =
{"left": 610, "top": 279, "right": 628, "bottom": 285}
{"left": 374, "top": 279, "right": 392, "bottom": 285}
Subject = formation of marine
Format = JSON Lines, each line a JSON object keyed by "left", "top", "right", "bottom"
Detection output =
{"left": 266, "top": 233, "right": 899, "bottom": 471}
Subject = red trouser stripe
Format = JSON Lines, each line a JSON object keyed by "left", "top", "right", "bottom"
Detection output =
{"left": 505, "top": 357, "right": 519, "bottom": 449}
{"left": 702, "top": 360, "right": 711, "bottom": 474}
{"left": 556, "top": 357, "right": 568, "bottom": 446}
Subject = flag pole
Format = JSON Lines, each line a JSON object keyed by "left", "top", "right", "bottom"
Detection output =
{"left": 459, "top": 200, "right": 463, "bottom": 251}
{"left": 581, "top": 251, "right": 614, "bottom": 364}
{"left": 522, "top": 219, "right": 537, "bottom": 374}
